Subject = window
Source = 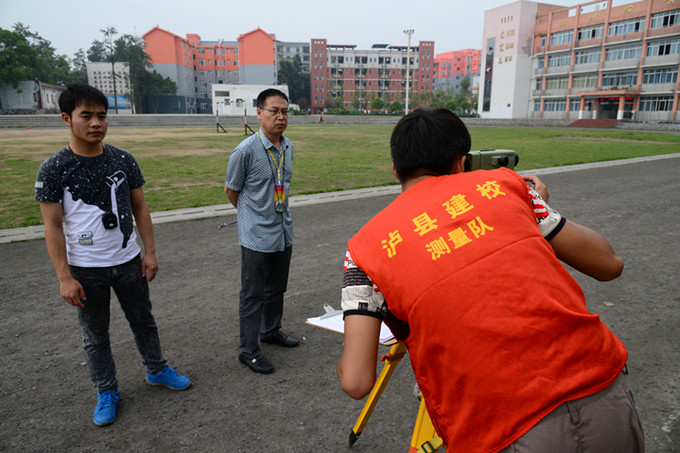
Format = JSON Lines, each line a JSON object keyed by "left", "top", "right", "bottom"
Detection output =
{"left": 650, "top": 9, "right": 680, "bottom": 29}
{"left": 545, "top": 77, "right": 568, "bottom": 90}
{"left": 548, "top": 53, "right": 571, "bottom": 68}
{"left": 198, "top": 59, "right": 206, "bottom": 66}
{"left": 539, "top": 35, "right": 547, "bottom": 47}
{"left": 601, "top": 71, "right": 638, "bottom": 87}
{"left": 198, "top": 49, "right": 205, "bottom": 54}
{"left": 535, "top": 79, "right": 543, "bottom": 90}
{"left": 572, "top": 74, "right": 598, "bottom": 88}
{"left": 639, "top": 96, "right": 673, "bottom": 111}
{"left": 575, "top": 49, "right": 600, "bottom": 64}
{"left": 605, "top": 44, "right": 642, "bottom": 61}
{"left": 537, "top": 56, "right": 545, "bottom": 69}
{"left": 642, "top": 67, "right": 678, "bottom": 84}
{"left": 608, "top": 17, "right": 645, "bottom": 36}
{"left": 549, "top": 30, "right": 573, "bottom": 46}
{"left": 577, "top": 24, "right": 604, "bottom": 41}
{"left": 646, "top": 38, "right": 680, "bottom": 56}
{"left": 544, "top": 99, "right": 566, "bottom": 111}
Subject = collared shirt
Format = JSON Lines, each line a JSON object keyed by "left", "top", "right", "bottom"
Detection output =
{"left": 225, "top": 128, "right": 294, "bottom": 252}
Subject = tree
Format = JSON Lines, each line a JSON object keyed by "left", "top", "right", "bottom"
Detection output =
{"left": 11, "top": 23, "right": 76, "bottom": 85}
{"left": 139, "top": 70, "right": 177, "bottom": 113}
{"left": 69, "top": 49, "right": 88, "bottom": 85}
{"left": 277, "top": 54, "right": 310, "bottom": 106}
{"left": 460, "top": 75, "right": 471, "bottom": 95}
{"left": 371, "top": 97, "right": 385, "bottom": 112}
{"left": 100, "top": 27, "right": 120, "bottom": 112}
{"left": 88, "top": 31, "right": 164, "bottom": 113}
{"left": 389, "top": 100, "right": 402, "bottom": 113}
{"left": 0, "top": 28, "right": 39, "bottom": 87}
{"left": 86, "top": 40, "right": 108, "bottom": 62}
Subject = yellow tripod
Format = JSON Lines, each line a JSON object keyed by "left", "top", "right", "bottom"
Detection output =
{"left": 348, "top": 342, "right": 443, "bottom": 452}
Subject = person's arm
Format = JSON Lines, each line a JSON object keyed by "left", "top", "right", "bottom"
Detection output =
{"left": 337, "top": 314, "right": 381, "bottom": 400}
{"left": 524, "top": 175, "right": 623, "bottom": 281}
{"left": 225, "top": 186, "right": 239, "bottom": 209}
{"left": 549, "top": 219, "right": 623, "bottom": 281}
{"left": 130, "top": 187, "right": 158, "bottom": 282}
{"left": 39, "top": 201, "right": 86, "bottom": 307}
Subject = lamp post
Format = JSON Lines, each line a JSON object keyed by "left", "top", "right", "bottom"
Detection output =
{"left": 403, "top": 29, "right": 414, "bottom": 115}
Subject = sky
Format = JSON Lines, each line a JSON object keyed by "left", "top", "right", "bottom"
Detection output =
{"left": 1, "top": 0, "right": 581, "bottom": 60}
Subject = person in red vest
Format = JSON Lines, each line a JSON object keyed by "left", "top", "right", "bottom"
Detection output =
{"left": 337, "top": 108, "right": 644, "bottom": 452}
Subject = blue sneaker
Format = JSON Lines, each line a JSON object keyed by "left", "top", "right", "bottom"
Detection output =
{"left": 93, "top": 390, "right": 119, "bottom": 426}
{"left": 146, "top": 365, "right": 191, "bottom": 390}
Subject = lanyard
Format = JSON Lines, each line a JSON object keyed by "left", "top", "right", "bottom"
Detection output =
{"left": 258, "top": 131, "right": 284, "bottom": 183}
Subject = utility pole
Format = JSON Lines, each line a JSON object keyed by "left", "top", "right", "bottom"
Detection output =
{"left": 403, "top": 29, "right": 414, "bottom": 115}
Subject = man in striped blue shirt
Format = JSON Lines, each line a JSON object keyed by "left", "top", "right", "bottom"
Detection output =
{"left": 225, "top": 89, "right": 299, "bottom": 374}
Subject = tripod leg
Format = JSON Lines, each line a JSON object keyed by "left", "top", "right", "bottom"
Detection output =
{"left": 409, "top": 394, "right": 443, "bottom": 453}
{"left": 349, "top": 342, "right": 407, "bottom": 447}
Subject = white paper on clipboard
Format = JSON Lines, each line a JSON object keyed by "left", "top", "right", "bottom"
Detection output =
{"left": 305, "top": 305, "right": 395, "bottom": 343}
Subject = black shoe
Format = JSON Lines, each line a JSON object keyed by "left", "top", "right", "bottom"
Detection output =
{"left": 260, "top": 331, "right": 300, "bottom": 348}
{"left": 239, "top": 354, "right": 275, "bottom": 374}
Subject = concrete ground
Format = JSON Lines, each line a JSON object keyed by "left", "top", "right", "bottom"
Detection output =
{"left": 1, "top": 154, "right": 678, "bottom": 452}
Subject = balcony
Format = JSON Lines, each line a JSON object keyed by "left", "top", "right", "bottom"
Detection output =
{"left": 642, "top": 54, "right": 680, "bottom": 68}
{"left": 602, "top": 59, "right": 638, "bottom": 71}
{"left": 544, "top": 88, "right": 568, "bottom": 97}
{"left": 546, "top": 65, "right": 570, "bottom": 75}
{"left": 640, "top": 82, "right": 676, "bottom": 94}
{"left": 571, "top": 62, "right": 599, "bottom": 73}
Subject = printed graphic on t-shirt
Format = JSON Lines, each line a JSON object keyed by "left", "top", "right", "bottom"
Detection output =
{"left": 35, "top": 145, "right": 144, "bottom": 266}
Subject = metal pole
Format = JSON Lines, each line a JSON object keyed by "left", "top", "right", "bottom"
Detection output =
{"left": 403, "top": 29, "right": 414, "bottom": 115}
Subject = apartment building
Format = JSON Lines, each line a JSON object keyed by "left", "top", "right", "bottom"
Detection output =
{"left": 86, "top": 62, "right": 132, "bottom": 112}
{"left": 433, "top": 49, "right": 482, "bottom": 93}
{"left": 142, "top": 27, "right": 276, "bottom": 113}
{"left": 480, "top": 0, "right": 680, "bottom": 120}
{"left": 310, "top": 39, "right": 435, "bottom": 113}
{"left": 276, "top": 41, "right": 311, "bottom": 73}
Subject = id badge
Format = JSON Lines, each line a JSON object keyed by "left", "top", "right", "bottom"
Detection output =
{"left": 274, "top": 184, "right": 287, "bottom": 213}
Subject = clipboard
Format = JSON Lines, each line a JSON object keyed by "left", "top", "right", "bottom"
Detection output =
{"left": 305, "top": 304, "right": 395, "bottom": 344}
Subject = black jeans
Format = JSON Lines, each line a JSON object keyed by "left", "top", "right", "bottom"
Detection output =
{"left": 70, "top": 255, "right": 166, "bottom": 393}
{"left": 238, "top": 246, "right": 292, "bottom": 357}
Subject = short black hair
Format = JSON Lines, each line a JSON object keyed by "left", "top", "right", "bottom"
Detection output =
{"left": 390, "top": 108, "right": 471, "bottom": 182}
{"left": 59, "top": 85, "right": 108, "bottom": 116}
{"left": 256, "top": 88, "right": 288, "bottom": 109}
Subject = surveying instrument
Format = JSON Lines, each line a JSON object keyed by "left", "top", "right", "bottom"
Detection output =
{"left": 347, "top": 149, "right": 519, "bottom": 452}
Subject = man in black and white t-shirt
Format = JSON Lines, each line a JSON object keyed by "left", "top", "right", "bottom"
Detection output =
{"left": 35, "top": 85, "right": 191, "bottom": 427}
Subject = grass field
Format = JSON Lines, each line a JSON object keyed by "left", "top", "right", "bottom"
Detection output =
{"left": 1, "top": 124, "right": 679, "bottom": 229}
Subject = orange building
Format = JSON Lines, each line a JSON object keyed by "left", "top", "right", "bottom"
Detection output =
{"left": 142, "top": 27, "right": 276, "bottom": 113}
{"left": 480, "top": 0, "right": 680, "bottom": 120}
{"left": 433, "top": 49, "right": 482, "bottom": 93}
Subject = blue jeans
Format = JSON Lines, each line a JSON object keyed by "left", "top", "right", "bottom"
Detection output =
{"left": 70, "top": 255, "right": 166, "bottom": 393}
{"left": 239, "top": 246, "right": 292, "bottom": 357}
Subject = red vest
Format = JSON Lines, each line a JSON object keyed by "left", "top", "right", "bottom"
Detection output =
{"left": 348, "top": 168, "right": 627, "bottom": 452}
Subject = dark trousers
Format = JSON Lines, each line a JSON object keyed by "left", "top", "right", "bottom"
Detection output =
{"left": 239, "top": 246, "right": 292, "bottom": 357}
{"left": 500, "top": 372, "right": 645, "bottom": 453}
{"left": 70, "top": 255, "right": 167, "bottom": 393}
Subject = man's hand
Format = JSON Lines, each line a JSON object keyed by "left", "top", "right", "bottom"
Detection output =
{"left": 141, "top": 253, "right": 159, "bottom": 282}
{"left": 523, "top": 175, "right": 549, "bottom": 202}
{"left": 60, "top": 276, "right": 86, "bottom": 307}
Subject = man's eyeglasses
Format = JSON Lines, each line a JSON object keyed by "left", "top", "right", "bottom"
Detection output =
{"left": 262, "top": 108, "right": 290, "bottom": 117}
